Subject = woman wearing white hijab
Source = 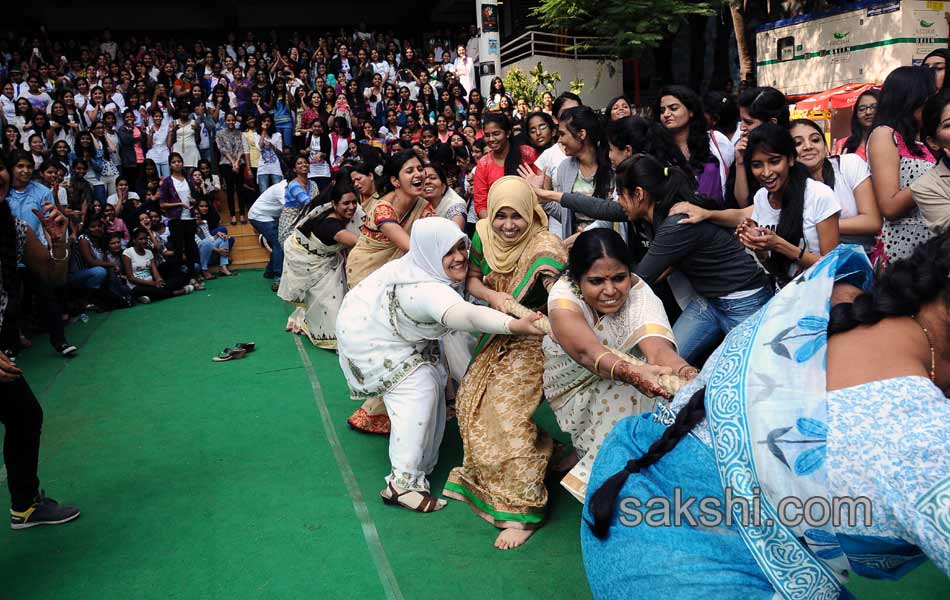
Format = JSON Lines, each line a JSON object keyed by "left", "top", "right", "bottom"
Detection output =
{"left": 336, "top": 218, "right": 546, "bottom": 513}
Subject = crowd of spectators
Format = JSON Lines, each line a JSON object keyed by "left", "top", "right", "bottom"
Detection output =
{"left": 0, "top": 24, "right": 491, "bottom": 356}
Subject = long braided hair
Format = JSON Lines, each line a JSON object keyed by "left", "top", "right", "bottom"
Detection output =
{"left": 588, "top": 231, "right": 950, "bottom": 538}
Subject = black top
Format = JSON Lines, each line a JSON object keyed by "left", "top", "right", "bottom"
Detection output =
{"left": 635, "top": 213, "right": 769, "bottom": 298}
{"left": 299, "top": 212, "right": 347, "bottom": 246}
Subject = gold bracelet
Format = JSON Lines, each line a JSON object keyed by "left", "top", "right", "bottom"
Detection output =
{"left": 609, "top": 359, "right": 621, "bottom": 382}
{"left": 593, "top": 350, "right": 611, "bottom": 375}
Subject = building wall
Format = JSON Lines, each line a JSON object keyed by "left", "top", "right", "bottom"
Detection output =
{"left": 503, "top": 56, "right": 623, "bottom": 111}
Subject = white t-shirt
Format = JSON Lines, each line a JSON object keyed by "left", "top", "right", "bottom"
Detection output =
{"left": 256, "top": 132, "right": 283, "bottom": 176}
{"left": 106, "top": 192, "right": 140, "bottom": 207}
{"left": 708, "top": 130, "right": 735, "bottom": 198}
{"left": 752, "top": 178, "right": 841, "bottom": 266}
{"left": 171, "top": 176, "right": 194, "bottom": 220}
{"left": 123, "top": 247, "right": 155, "bottom": 283}
{"left": 147, "top": 122, "right": 170, "bottom": 163}
{"left": 19, "top": 90, "right": 52, "bottom": 112}
{"left": 0, "top": 95, "right": 15, "bottom": 122}
{"left": 536, "top": 143, "right": 566, "bottom": 181}
{"left": 307, "top": 137, "right": 332, "bottom": 179}
{"left": 828, "top": 154, "right": 870, "bottom": 220}
{"left": 247, "top": 179, "right": 288, "bottom": 222}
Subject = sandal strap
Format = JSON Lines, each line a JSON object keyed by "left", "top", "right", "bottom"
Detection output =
{"left": 385, "top": 483, "right": 440, "bottom": 513}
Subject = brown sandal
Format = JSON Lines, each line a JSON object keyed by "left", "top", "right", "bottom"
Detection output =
{"left": 380, "top": 483, "right": 444, "bottom": 513}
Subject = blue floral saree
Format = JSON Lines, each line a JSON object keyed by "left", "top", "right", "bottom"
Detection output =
{"left": 582, "top": 245, "right": 950, "bottom": 599}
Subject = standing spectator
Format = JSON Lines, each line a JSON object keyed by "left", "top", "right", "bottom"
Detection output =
{"left": 256, "top": 114, "right": 284, "bottom": 192}
{"left": 453, "top": 45, "right": 476, "bottom": 95}
{"left": 192, "top": 103, "right": 217, "bottom": 171}
{"left": 71, "top": 131, "right": 107, "bottom": 207}
{"left": 473, "top": 114, "right": 537, "bottom": 219}
{"left": 158, "top": 153, "right": 202, "bottom": 284}
{"left": 169, "top": 104, "right": 201, "bottom": 172}
{"left": 216, "top": 113, "right": 248, "bottom": 225}
{"left": 867, "top": 66, "right": 936, "bottom": 268}
{"left": 834, "top": 89, "right": 879, "bottom": 161}
{"left": 18, "top": 74, "right": 52, "bottom": 113}
{"left": 117, "top": 109, "right": 147, "bottom": 188}
{"left": 146, "top": 109, "right": 171, "bottom": 178}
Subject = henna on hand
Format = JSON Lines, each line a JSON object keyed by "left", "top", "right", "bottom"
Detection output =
{"left": 614, "top": 361, "right": 672, "bottom": 399}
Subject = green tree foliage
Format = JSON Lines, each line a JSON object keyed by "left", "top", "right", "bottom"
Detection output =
{"left": 503, "top": 62, "right": 562, "bottom": 110}
{"left": 531, "top": 0, "right": 718, "bottom": 59}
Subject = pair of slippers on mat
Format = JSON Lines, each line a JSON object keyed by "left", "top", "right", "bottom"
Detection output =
{"left": 212, "top": 342, "right": 256, "bottom": 362}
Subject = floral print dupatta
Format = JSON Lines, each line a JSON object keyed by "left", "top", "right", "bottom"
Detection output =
{"left": 701, "top": 245, "right": 873, "bottom": 599}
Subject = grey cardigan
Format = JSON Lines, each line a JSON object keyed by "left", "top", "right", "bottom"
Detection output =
{"left": 546, "top": 156, "right": 621, "bottom": 237}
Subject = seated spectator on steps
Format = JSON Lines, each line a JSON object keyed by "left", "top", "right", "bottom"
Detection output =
{"left": 68, "top": 214, "right": 112, "bottom": 295}
{"left": 102, "top": 203, "right": 129, "bottom": 245}
{"left": 121, "top": 227, "right": 194, "bottom": 303}
{"left": 194, "top": 197, "right": 234, "bottom": 278}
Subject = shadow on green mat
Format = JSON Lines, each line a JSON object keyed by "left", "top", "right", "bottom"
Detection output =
{"left": 1, "top": 272, "right": 945, "bottom": 599}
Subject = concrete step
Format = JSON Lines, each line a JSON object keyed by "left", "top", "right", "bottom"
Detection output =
{"left": 219, "top": 206, "right": 270, "bottom": 270}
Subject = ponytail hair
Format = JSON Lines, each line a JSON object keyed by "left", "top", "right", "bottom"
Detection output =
{"left": 560, "top": 105, "right": 613, "bottom": 199}
{"left": 738, "top": 86, "right": 790, "bottom": 128}
{"left": 482, "top": 112, "right": 524, "bottom": 177}
{"left": 744, "top": 124, "right": 809, "bottom": 282}
{"left": 295, "top": 171, "right": 356, "bottom": 226}
{"left": 614, "top": 153, "right": 702, "bottom": 223}
{"left": 606, "top": 117, "right": 689, "bottom": 171}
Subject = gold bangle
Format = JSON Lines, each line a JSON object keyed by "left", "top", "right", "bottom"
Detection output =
{"left": 609, "top": 359, "right": 620, "bottom": 382}
{"left": 593, "top": 350, "right": 611, "bottom": 375}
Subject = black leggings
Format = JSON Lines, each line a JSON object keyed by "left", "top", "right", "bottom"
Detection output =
{"left": 0, "top": 377, "right": 43, "bottom": 511}
{"left": 129, "top": 284, "right": 176, "bottom": 301}
{"left": 168, "top": 219, "right": 199, "bottom": 277}
{"left": 219, "top": 164, "right": 246, "bottom": 216}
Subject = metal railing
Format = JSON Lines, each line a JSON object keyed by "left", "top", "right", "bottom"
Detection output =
{"left": 500, "top": 30, "right": 614, "bottom": 66}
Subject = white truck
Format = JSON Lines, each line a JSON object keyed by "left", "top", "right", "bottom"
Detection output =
{"left": 756, "top": 0, "right": 949, "bottom": 96}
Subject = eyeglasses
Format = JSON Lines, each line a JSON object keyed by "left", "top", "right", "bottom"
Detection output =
{"left": 855, "top": 104, "right": 878, "bottom": 114}
{"left": 528, "top": 124, "right": 550, "bottom": 135}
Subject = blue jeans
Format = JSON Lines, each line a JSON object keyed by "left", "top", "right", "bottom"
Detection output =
{"left": 257, "top": 173, "right": 283, "bottom": 192}
{"left": 673, "top": 287, "right": 773, "bottom": 364}
{"left": 67, "top": 266, "right": 108, "bottom": 289}
{"left": 154, "top": 161, "right": 170, "bottom": 178}
{"left": 197, "top": 236, "right": 231, "bottom": 271}
{"left": 92, "top": 184, "right": 107, "bottom": 206}
{"left": 199, "top": 147, "right": 215, "bottom": 172}
{"left": 249, "top": 219, "right": 282, "bottom": 279}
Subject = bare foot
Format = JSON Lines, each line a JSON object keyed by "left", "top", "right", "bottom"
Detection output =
{"left": 494, "top": 528, "right": 535, "bottom": 550}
